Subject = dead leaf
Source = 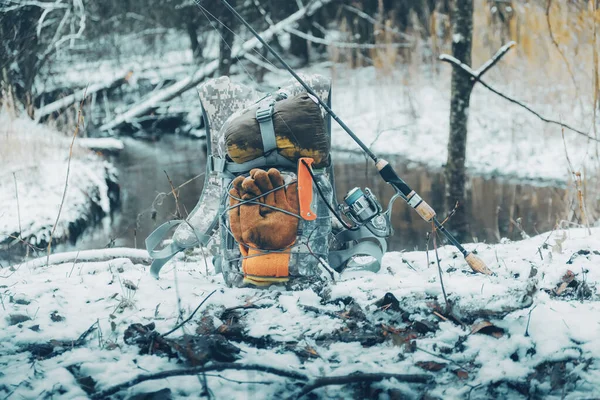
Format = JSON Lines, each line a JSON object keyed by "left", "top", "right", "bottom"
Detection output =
{"left": 552, "top": 231, "right": 567, "bottom": 254}
{"left": 454, "top": 369, "right": 469, "bottom": 379}
{"left": 416, "top": 361, "right": 447, "bottom": 372}
{"left": 50, "top": 311, "right": 65, "bottom": 322}
{"left": 123, "top": 280, "right": 137, "bottom": 291}
{"left": 303, "top": 345, "right": 319, "bottom": 358}
{"left": 553, "top": 270, "right": 576, "bottom": 296}
{"left": 471, "top": 321, "right": 504, "bottom": 338}
{"left": 8, "top": 314, "right": 31, "bottom": 326}
{"left": 104, "top": 341, "right": 119, "bottom": 351}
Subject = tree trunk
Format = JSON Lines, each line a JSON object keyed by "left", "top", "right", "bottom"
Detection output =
{"left": 445, "top": 0, "right": 473, "bottom": 241}
{"left": 187, "top": 21, "right": 202, "bottom": 63}
{"left": 290, "top": 19, "right": 310, "bottom": 64}
{"left": 218, "top": 0, "right": 236, "bottom": 76}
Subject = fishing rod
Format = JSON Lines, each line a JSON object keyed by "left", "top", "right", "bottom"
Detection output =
{"left": 217, "top": 0, "right": 491, "bottom": 274}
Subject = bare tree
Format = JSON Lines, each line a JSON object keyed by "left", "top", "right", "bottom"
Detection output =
{"left": 445, "top": 0, "right": 473, "bottom": 240}
{"left": 0, "top": 0, "right": 87, "bottom": 115}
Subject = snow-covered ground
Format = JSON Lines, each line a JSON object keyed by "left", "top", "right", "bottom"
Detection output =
{"left": 1, "top": 227, "right": 599, "bottom": 399}
{"left": 0, "top": 114, "right": 119, "bottom": 252}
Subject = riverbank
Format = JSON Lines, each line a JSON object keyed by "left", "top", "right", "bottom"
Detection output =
{"left": 0, "top": 113, "right": 120, "bottom": 257}
{"left": 1, "top": 228, "right": 598, "bottom": 398}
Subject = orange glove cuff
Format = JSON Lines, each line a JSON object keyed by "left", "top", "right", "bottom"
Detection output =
{"left": 240, "top": 245, "right": 291, "bottom": 280}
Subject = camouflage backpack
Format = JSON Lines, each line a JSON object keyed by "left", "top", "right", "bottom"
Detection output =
{"left": 145, "top": 74, "right": 389, "bottom": 287}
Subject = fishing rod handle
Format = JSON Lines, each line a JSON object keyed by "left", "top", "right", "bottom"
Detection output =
{"left": 376, "top": 160, "right": 436, "bottom": 222}
{"left": 465, "top": 252, "right": 493, "bottom": 275}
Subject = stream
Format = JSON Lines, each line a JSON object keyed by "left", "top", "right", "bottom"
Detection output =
{"left": 63, "top": 135, "right": 567, "bottom": 254}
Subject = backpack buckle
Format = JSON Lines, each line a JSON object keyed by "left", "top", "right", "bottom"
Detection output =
{"left": 256, "top": 99, "right": 275, "bottom": 122}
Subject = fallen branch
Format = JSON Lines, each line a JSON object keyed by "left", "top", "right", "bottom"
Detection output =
{"left": 99, "top": 0, "right": 330, "bottom": 132}
{"left": 15, "top": 247, "right": 151, "bottom": 270}
{"left": 284, "top": 27, "right": 410, "bottom": 49}
{"left": 162, "top": 289, "right": 217, "bottom": 337}
{"left": 92, "top": 362, "right": 432, "bottom": 399}
{"left": 25, "top": 322, "right": 98, "bottom": 361}
{"left": 341, "top": 4, "right": 413, "bottom": 41}
{"left": 91, "top": 363, "right": 309, "bottom": 399}
{"left": 243, "top": 53, "right": 286, "bottom": 75}
{"left": 439, "top": 43, "right": 599, "bottom": 142}
{"left": 35, "top": 71, "right": 132, "bottom": 121}
{"left": 292, "top": 372, "right": 433, "bottom": 399}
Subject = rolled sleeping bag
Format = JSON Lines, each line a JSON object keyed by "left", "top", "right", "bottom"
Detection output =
{"left": 224, "top": 92, "right": 330, "bottom": 168}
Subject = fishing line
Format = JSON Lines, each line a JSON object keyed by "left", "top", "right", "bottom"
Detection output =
{"left": 194, "top": 0, "right": 306, "bottom": 146}
{"left": 195, "top": 1, "right": 260, "bottom": 87}
{"left": 194, "top": 0, "right": 281, "bottom": 76}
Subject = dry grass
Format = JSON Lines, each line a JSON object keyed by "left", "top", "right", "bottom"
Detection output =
{"left": 0, "top": 109, "right": 87, "bottom": 176}
{"left": 331, "top": 0, "right": 599, "bottom": 111}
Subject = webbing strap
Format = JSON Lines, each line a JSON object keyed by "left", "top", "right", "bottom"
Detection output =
{"left": 146, "top": 219, "right": 212, "bottom": 279}
{"left": 328, "top": 225, "right": 387, "bottom": 273}
{"left": 256, "top": 99, "right": 277, "bottom": 164}
{"left": 329, "top": 241, "right": 384, "bottom": 273}
{"left": 224, "top": 155, "right": 296, "bottom": 174}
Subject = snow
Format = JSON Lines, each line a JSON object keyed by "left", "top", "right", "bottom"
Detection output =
{"left": 453, "top": 33, "right": 464, "bottom": 43}
{"left": 2, "top": 228, "right": 600, "bottom": 398}
{"left": 78, "top": 138, "right": 125, "bottom": 152}
{"left": 0, "top": 114, "right": 117, "bottom": 250}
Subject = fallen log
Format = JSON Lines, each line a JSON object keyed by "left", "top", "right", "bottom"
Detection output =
{"left": 35, "top": 71, "right": 133, "bottom": 121}
{"left": 99, "top": 0, "right": 330, "bottom": 132}
{"left": 13, "top": 247, "right": 151, "bottom": 270}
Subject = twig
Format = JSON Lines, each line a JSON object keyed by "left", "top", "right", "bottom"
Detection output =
{"left": 292, "top": 372, "right": 433, "bottom": 399}
{"left": 415, "top": 346, "right": 470, "bottom": 372}
{"left": 91, "top": 363, "right": 309, "bottom": 399}
{"left": 432, "top": 223, "right": 450, "bottom": 312}
{"left": 341, "top": 4, "right": 413, "bottom": 40}
{"left": 473, "top": 41, "right": 516, "bottom": 80}
{"left": 162, "top": 289, "right": 217, "bottom": 337}
{"left": 4, "top": 234, "right": 44, "bottom": 254}
{"left": 203, "top": 373, "right": 273, "bottom": 385}
{"left": 524, "top": 305, "right": 537, "bottom": 337}
{"left": 12, "top": 172, "right": 21, "bottom": 237}
{"left": 284, "top": 27, "right": 410, "bottom": 49}
{"left": 437, "top": 201, "right": 459, "bottom": 229}
{"left": 46, "top": 89, "right": 87, "bottom": 267}
{"left": 164, "top": 170, "right": 183, "bottom": 219}
{"left": 75, "top": 321, "right": 99, "bottom": 346}
{"left": 562, "top": 128, "right": 592, "bottom": 235}
{"left": 439, "top": 48, "right": 600, "bottom": 142}
{"left": 67, "top": 250, "right": 81, "bottom": 278}
{"left": 545, "top": 0, "right": 582, "bottom": 112}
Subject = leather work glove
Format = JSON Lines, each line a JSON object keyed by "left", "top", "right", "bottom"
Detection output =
{"left": 228, "top": 168, "right": 299, "bottom": 285}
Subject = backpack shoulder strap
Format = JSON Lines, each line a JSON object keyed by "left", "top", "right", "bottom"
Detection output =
{"left": 145, "top": 78, "right": 261, "bottom": 278}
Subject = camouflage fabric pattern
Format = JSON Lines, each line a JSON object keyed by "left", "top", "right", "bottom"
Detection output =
{"left": 169, "top": 74, "right": 333, "bottom": 286}
{"left": 198, "top": 76, "right": 261, "bottom": 152}
{"left": 171, "top": 78, "right": 260, "bottom": 248}
{"left": 219, "top": 170, "right": 333, "bottom": 288}
{"left": 288, "top": 171, "right": 332, "bottom": 278}
{"left": 276, "top": 73, "right": 331, "bottom": 114}
{"left": 172, "top": 172, "right": 221, "bottom": 247}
